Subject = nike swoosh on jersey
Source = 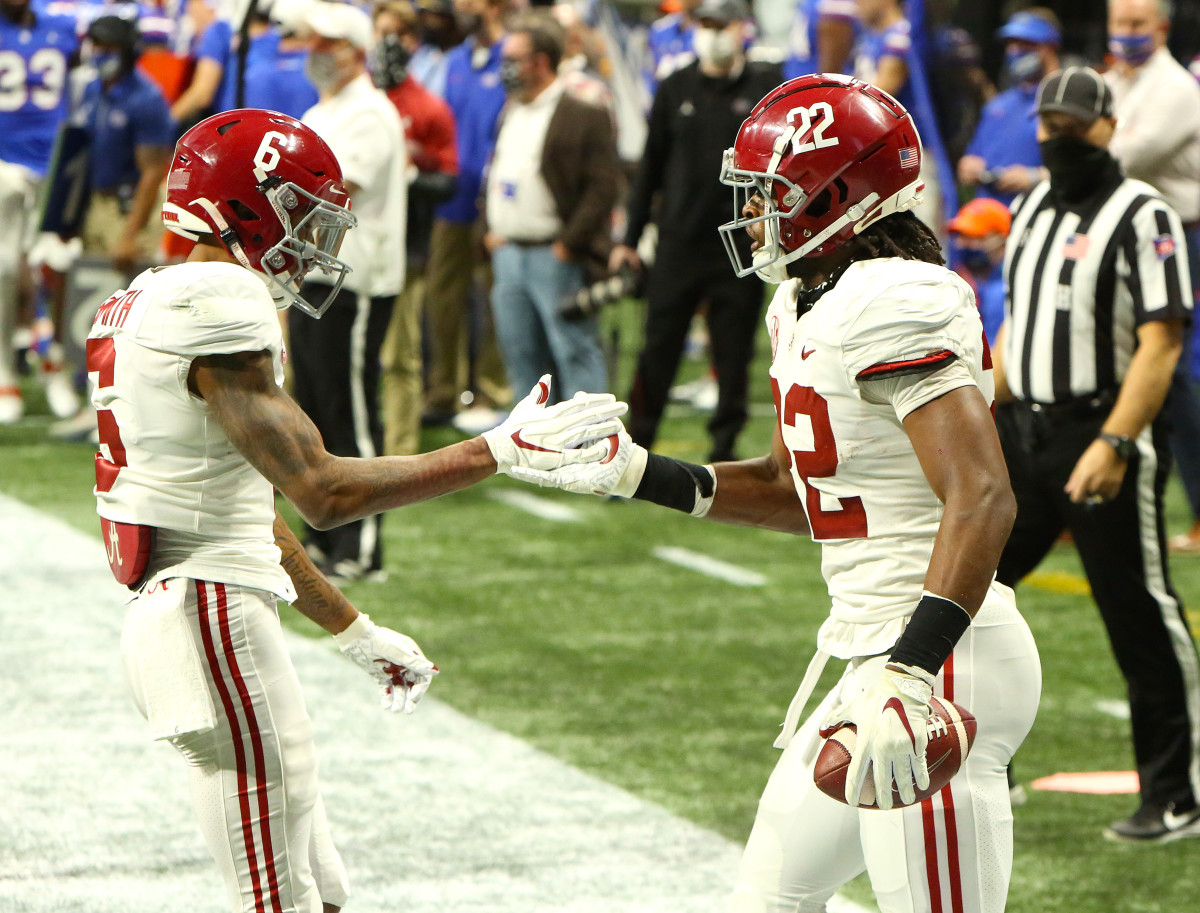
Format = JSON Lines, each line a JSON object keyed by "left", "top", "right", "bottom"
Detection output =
{"left": 801, "top": 346, "right": 816, "bottom": 360}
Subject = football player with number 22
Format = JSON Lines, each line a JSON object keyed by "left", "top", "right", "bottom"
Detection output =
{"left": 87, "top": 108, "right": 624, "bottom": 913}
{"left": 509, "top": 75, "right": 1042, "bottom": 913}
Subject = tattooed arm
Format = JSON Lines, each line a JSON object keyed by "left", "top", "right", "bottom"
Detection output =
{"left": 273, "top": 509, "right": 358, "bottom": 633}
{"left": 189, "top": 349, "right": 496, "bottom": 529}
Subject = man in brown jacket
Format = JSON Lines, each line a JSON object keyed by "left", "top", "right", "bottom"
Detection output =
{"left": 484, "top": 11, "right": 619, "bottom": 399}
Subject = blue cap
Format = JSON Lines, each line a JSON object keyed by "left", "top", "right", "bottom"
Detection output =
{"left": 997, "top": 11, "right": 1061, "bottom": 46}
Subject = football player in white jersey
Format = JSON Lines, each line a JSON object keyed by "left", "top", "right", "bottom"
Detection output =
{"left": 88, "top": 108, "right": 625, "bottom": 913}
{"left": 504, "top": 75, "right": 1042, "bottom": 913}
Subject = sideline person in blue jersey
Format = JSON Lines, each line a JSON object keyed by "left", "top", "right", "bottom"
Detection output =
{"left": 170, "top": 0, "right": 232, "bottom": 128}
{"left": 959, "top": 8, "right": 1060, "bottom": 207}
{"left": 0, "top": 0, "right": 78, "bottom": 423}
{"left": 850, "top": 0, "right": 946, "bottom": 230}
{"left": 783, "top": 0, "right": 856, "bottom": 81}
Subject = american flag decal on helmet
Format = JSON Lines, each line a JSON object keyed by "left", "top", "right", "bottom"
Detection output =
{"left": 898, "top": 146, "right": 919, "bottom": 169}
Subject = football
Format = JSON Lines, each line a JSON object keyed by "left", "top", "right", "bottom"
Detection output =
{"left": 814, "top": 696, "right": 977, "bottom": 809}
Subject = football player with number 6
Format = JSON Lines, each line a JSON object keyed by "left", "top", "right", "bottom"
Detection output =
{"left": 88, "top": 108, "right": 625, "bottom": 913}
{"left": 507, "top": 75, "right": 1042, "bottom": 913}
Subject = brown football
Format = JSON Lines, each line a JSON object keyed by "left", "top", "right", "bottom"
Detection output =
{"left": 814, "top": 696, "right": 977, "bottom": 809}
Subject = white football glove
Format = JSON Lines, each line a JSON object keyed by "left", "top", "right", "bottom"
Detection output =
{"left": 509, "top": 425, "right": 648, "bottom": 497}
{"left": 334, "top": 613, "right": 439, "bottom": 714}
{"left": 827, "top": 659, "right": 935, "bottom": 810}
{"left": 483, "top": 374, "right": 628, "bottom": 475}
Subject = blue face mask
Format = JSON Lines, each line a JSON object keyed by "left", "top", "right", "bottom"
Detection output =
{"left": 1005, "top": 48, "right": 1044, "bottom": 84}
{"left": 1109, "top": 32, "right": 1155, "bottom": 67}
{"left": 92, "top": 51, "right": 123, "bottom": 81}
{"left": 955, "top": 246, "right": 996, "bottom": 276}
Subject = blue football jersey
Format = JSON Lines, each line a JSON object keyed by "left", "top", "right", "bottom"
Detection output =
{"left": 0, "top": 10, "right": 79, "bottom": 175}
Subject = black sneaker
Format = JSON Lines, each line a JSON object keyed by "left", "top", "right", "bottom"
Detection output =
{"left": 1103, "top": 804, "right": 1200, "bottom": 843}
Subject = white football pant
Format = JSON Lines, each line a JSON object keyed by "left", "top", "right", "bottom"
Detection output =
{"left": 731, "top": 590, "right": 1041, "bottom": 913}
{"left": 123, "top": 579, "right": 349, "bottom": 913}
{"left": 0, "top": 159, "right": 38, "bottom": 391}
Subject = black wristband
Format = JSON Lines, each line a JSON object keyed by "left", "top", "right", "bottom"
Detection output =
{"left": 888, "top": 593, "right": 972, "bottom": 677}
{"left": 633, "top": 452, "right": 715, "bottom": 513}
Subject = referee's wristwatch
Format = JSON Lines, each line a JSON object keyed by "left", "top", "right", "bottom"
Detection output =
{"left": 1098, "top": 432, "right": 1135, "bottom": 461}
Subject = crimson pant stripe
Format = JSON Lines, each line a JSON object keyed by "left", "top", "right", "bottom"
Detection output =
{"left": 214, "top": 583, "right": 284, "bottom": 913}
{"left": 921, "top": 798, "right": 943, "bottom": 913}
{"left": 196, "top": 581, "right": 267, "bottom": 913}
{"left": 940, "top": 652, "right": 965, "bottom": 913}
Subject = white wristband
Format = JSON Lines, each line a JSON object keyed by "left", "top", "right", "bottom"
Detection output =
{"left": 611, "top": 444, "right": 649, "bottom": 498}
{"left": 691, "top": 465, "right": 717, "bottom": 518}
{"left": 334, "top": 612, "right": 373, "bottom": 649}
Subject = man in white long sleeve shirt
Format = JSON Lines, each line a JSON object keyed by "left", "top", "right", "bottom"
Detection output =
{"left": 1106, "top": 0, "right": 1200, "bottom": 554}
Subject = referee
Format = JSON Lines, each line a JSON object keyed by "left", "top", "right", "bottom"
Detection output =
{"left": 994, "top": 67, "right": 1200, "bottom": 843}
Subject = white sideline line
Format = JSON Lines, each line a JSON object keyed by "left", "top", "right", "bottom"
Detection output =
{"left": 1095, "top": 699, "right": 1132, "bottom": 720}
{"left": 489, "top": 488, "right": 584, "bottom": 523}
{"left": 652, "top": 545, "right": 767, "bottom": 587}
{"left": 0, "top": 495, "right": 868, "bottom": 913}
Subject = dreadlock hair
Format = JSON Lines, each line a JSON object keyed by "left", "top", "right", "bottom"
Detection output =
{"left": 848, "top": 210, "right": 945, "bottom": 267}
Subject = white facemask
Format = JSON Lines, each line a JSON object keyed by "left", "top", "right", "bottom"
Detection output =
{"left": 693, "top": 26, "right": 737, "bottom": 70}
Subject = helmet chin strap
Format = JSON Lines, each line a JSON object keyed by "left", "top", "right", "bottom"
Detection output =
{"left": 193, "top": 198, "right": 256, "bottom": 273}
{"left": 193, "top": 197, "right": 302, "bottom": 309}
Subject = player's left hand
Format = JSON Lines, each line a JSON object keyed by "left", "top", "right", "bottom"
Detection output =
{"left": 1064, "top": 438, "right": 1127, "bottom": 504}
{"left": 335, "top": 613, "right": 439, "bottom": 713}
{"left": 484, "top": 374, "right": 627, "bottom": 476}
{"left": 112, "top": 233, "right": 140, "bottom": 275}
{"left": 826, "top": 660, "right": 935, "bottom": 810}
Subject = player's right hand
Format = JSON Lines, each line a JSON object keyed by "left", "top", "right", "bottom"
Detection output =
{"left": 509, "top": 423, "right": 647, "bottom": 498}
{"left": 608, "top": 245, "right": 642, "bottom": 275}
{"left": 335, "top": 613, "right": 439, "bottom": 714}
{"left": 483, "top": 375, "right": 627, "bottom": 476}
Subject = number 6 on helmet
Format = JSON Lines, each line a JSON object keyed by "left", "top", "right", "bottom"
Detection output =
{"left": 161, "top": 108, "right": 358, "bottom": 318}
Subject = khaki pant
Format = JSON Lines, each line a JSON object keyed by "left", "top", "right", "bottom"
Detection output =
{"left": 81, "top": 192, "right": 163, "bottom": 262}
{"left": 423, "top": 218, "right": 509, "bottom": 413}
{"left": 379, "top": 274, "right": 425, "bottom": 456}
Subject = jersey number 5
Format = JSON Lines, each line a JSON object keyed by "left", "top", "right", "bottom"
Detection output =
{"left": 773, "top": 379, "right": 867, "bottom": 540}
{"left": 86, "top": 337, "right": 126, "bottom": 492}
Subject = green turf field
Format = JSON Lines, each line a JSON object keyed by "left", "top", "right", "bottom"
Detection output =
{"left": 5, "top": 303, "right": 1200, "bottom": 912}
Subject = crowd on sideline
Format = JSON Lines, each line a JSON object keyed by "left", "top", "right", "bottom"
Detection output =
{"left": 3, "top": 0, "right": 1200, "bottom": 552}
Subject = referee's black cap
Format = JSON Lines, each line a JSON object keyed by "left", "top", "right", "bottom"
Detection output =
{"left": 1036, "top": 66, "right": 1114, "bottom": 123}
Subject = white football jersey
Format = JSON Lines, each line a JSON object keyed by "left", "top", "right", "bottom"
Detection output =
{"left": 89, "top": 262, "right": 295, "bottom": 600}
{"left": 767, "top": 258, "right": 992, "bottom": 658}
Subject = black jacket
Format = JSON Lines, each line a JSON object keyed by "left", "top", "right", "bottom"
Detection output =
{"left": 624, "top": 59, "right": 783, "bottom": 260}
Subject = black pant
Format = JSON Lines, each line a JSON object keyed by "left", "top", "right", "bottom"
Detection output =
{"left": 628, "top": 244, "right": 763, "bottom": 462}
{"left": 996, "top": 399, "right": 1200, "bottom": 812}
{"left": 288, "top": 283, "right": 394, "bottom": 571}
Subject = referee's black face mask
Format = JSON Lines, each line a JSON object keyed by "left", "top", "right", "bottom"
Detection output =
{"left": 1039, "top": 135, "right": 1116, "bottom": 203}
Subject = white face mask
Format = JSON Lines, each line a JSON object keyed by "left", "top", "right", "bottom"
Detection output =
{"left": 693, "top": 26, "right": 737, "bottom": 70}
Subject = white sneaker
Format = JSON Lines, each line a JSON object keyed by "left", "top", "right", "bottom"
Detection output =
{"left": 50, "top": 406, "right": 98, "bottom": 440}
{"left": 41, "top": 369, "right": 80, "bottom": 419}
{"left": 452, "top": 405, "right": 506, "bottom": 435}
{"left": 670, "top": 375, "right": 719, "bottom": 411}
{"left": 0, "top": 387, "right": 22, "bottom": 424}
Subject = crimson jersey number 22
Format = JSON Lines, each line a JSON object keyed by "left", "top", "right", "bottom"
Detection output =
{"left": 772, "top": 378, "right": 868, "bottom": 540}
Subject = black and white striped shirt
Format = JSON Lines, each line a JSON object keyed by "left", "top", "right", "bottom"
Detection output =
{"left": 1002, "top": 177, "right": 1192, "bottom": 404}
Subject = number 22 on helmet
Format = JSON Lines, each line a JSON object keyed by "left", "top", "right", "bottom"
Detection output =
{"left": 718, "top": 74, "right": 926, "bottom": 284}
{"left": 161, "top": 108, "right": 358, "bottom": 317}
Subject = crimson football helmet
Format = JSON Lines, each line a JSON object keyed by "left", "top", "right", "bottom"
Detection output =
{"left": 162, "top": 108, "right": 356, "bottom": 317}
{"left": 718, "top": 74, "right": 926, "bottom": 281}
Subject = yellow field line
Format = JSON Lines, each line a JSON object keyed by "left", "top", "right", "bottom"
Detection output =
{"left": 1024, "top": 570, "right": 1092, "bottom": 597}
{"left": 1025, "top": 570, "right": 1200, "bottom": 637}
